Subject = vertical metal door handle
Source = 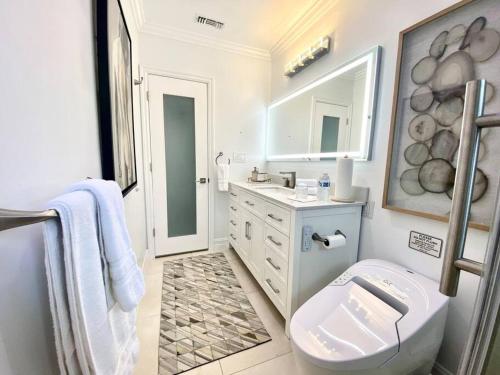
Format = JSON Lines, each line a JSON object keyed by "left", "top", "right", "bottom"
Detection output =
{"left": 440, "top": 80, "right": 500, "bottom": 296}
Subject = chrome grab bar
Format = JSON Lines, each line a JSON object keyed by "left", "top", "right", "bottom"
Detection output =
{"left": 440, "top": 80, "right": 500, "bottom": 296}
{"left": 0, "top": 208, "right": 59, "bottom": 232}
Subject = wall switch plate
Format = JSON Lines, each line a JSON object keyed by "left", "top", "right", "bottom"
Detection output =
{"left": 233, "top": 152, "right": 246, "bottom": 163}
{"left": 362, "top": 201, "right": 375, "bottom": 219}
{"left": 302, "top": 225, "right": 314, "bottom": 252}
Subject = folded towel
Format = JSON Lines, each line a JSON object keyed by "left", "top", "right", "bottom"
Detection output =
{"left": 66, "top": 179, "right": 145, "bottom": 312}
{"left": 217, "top": 163, "right": 230, "bottom": 192}
{"left": 44, "top": 191, "right": 139, "bottom": 375}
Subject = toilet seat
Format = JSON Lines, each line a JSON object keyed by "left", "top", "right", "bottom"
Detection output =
{"left": 290, "top": 282, "right": 402, "bottom": 371}
{"left": 290, "top": 259, "right": 449, "bottom": 373}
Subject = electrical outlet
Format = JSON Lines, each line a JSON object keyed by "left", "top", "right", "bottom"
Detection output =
{"left": 233, "top": 152, "right": 247, "bottom": 163}
{"left": 362, "top": 201, "right": 375, "bottom": 219}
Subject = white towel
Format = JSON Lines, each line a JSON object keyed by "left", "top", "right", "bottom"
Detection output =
{"left": 66, "top": 179, "right": 145, "bottom": 312}
{"left": 217, "top": 163, "right": 230, "bottom": 192}
{"left": 44, "top": 191, "right": 139, "bottom": 375}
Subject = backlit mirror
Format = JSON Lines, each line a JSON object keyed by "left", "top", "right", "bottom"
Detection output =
{"left": 266, "top": 46, "right": 381, "bottom": 161}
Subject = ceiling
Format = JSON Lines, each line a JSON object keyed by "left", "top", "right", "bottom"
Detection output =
{"left": 142, "top": 0, "right": 320, "bottom": 51}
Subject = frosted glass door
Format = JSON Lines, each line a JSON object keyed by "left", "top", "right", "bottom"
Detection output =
{"left": 163, "top": 94, "right": 197, "bottom": 237}
{"left": 149, "top": 75, "right": 209, "bottom": 256}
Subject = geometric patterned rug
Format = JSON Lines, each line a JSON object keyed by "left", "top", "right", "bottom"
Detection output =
{"left": 158, "top": 252, "right": 272, "bottom": 374}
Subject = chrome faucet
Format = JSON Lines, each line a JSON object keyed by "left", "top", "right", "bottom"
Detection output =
{"left": 280, "top": 171, "right": 296, "bottom": 189}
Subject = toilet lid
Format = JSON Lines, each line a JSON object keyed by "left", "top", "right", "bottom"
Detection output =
{"left": 290, "top": 282, "right": 402, "bottom": 371}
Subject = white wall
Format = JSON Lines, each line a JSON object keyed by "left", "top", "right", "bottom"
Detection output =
{"left": 0, "top": 1, "right": 146, "bottom": 373}
{"left": 139, "top": 33, "right": 270, "bottom": 242}
{"left": 267, "top": 1, "right": 487, "bottom": 373}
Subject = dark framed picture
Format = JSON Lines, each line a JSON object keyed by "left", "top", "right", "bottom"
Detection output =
{"left": 383, "top": 0, "right": 500, "bottom": 231}
{"left": 96, "top": 0, "right": 137, "bottom": 196}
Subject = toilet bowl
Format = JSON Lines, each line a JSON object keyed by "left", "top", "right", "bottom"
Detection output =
{"left": 290, "top": 259, "right": 449, "bottom": 375}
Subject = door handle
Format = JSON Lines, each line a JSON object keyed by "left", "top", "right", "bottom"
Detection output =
{"left": 196, "top": 178, "right": 208, "bottom": 183}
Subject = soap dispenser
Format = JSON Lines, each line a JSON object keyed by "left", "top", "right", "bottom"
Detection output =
{"left": 251, "top": 167, "right": 259, "bottom": 182}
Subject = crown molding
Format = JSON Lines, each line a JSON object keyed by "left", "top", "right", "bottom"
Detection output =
{"left": 130, "top": 0, "right": 145, "bottom": 31}
{"left": 141, "top": 22, "right": 271, "bottom": 61}
{"left": 270, "top": 0, "right": 338, "bottom": 56}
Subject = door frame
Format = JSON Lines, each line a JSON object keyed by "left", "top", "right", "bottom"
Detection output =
{"left": 139, "top": 66, "right": 215, "bottom": 256}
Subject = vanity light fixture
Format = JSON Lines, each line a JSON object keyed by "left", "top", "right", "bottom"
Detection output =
{"left": 284, "top": 36, "right": 330, "bottom": 77}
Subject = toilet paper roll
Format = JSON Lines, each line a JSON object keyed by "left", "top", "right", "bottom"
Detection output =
{"left": 322, "top": 234, "right": 347, "bottom": 249}
{"left": 334, "top": 156, "right": 354, "bottom": 202}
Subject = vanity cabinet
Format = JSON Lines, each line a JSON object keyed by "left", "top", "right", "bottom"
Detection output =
{"left": 228, "top": 182, "right": 364, "bottom": 334}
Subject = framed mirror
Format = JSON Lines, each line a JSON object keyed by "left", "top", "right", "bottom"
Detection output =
{"left": 266, "top": 46, "right": 381, "bottom": 161}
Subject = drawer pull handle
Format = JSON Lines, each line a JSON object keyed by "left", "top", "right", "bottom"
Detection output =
{"left": 267, "top": 235, "right": 282, "bottom": 247}
{"left": 230, "top": 234, "right": 237, "bottom": 240}
{"left": 230, "top": 206, "right": 237, "bottom": 211}
{"left": 230, "top": 220, "right": 237, "bottom": 226}
{"left": 230, "top": 192, "right": 237, "bottom": 197}
{"left": 245, "top": 200, "right": 255, "bottom": 207}
{"left": 266, "top": 278, "right": 280, "bottom": 294}
{"left": 266, "top": 257, "right": 281, "bottom": 271}
{"left": 267, "top": 214, "right": 283, "bottom": 222}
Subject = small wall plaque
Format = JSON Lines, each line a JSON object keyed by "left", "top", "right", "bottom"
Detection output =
{"left": 408, "top": 231, "right": 443, "bottom": 258}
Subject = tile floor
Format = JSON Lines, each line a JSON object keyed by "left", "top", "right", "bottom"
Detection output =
{"left": 135, "top": 248, "right": 299, "bottom": 375}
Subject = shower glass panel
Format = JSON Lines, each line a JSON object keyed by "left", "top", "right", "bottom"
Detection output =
{"left": 163, "top": 94, "right": 197, "bottom": 237}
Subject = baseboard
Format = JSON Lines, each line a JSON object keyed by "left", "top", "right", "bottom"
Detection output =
{"left": 213, "top": 237, "right": 229, "bottom": 252}
{"left": 432, "top": 361, "right": 453, "bottom": 375}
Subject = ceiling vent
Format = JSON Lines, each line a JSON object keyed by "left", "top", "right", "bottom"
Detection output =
{"left": 196, "top": 15, "right": 224, "bottom": 30}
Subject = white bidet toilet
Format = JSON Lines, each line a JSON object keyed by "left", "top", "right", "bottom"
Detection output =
{"left": 290, "top": 259, "right": 449, "bottom": 375}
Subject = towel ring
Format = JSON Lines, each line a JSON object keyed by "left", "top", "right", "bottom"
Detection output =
{"left": 215, "top": 152, "right": 230, "bottom": 165}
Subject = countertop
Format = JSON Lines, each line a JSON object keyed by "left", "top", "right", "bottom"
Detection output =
{"left": 229, "top": 181, "right": 365, "bottom": 211}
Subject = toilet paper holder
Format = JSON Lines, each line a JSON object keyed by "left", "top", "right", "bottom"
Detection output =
{"left": 312, "top": 230, "right": 346, "bottom": 246}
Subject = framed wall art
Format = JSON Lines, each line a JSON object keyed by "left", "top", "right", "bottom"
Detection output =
{"left": 96, "top": 0, "right": 137, "bottom": 195}
{"left": 383, "top": 0, "right": 500, "bottom": 231}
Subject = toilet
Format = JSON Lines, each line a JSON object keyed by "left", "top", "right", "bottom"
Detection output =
{"left": 290, "top": 259, "right": 449, "bottom": 375}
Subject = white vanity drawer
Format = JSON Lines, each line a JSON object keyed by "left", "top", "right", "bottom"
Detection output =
{"left": 265, "top": 203, "right": 290, "bottom": 235}
{"left": 228, "top": 226, "right": 239, "bottom": 247}
{"left": 229, "top": 185, "right": 240, "bottom": 200}
{"left": 264, "top": 224, "right": 289, "bottom": 258}
{"left": 263, "top": 266, "right": 287, "bottom": 314}
{"left": 240, "top": 191, "right": 266, "bottom": 218}
{"left": 228, "top": 214, "right": 239, "bottom": 233}
{"left": 229, "top": 201, "right": 241, "bottom": 215}
{"left": 264, "top": 245, "right": 288, "bottom": 284}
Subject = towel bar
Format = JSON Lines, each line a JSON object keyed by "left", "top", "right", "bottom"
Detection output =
{"left": 0, "top": 208, "right": 58, "bottom": 232}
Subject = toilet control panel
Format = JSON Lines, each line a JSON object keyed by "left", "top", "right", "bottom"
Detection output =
{"left": 330, "top": 271, "right": 409, "bottom": 303}
{"left": 361, "top": 274, "right": 409, "bottom": 302}
{"left": 330, "top": 270, "right": 354, "bottom": 285}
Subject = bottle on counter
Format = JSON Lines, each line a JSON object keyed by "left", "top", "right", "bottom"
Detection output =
{"left": 318, "top": 173, "right": 331, "bottom": 202}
